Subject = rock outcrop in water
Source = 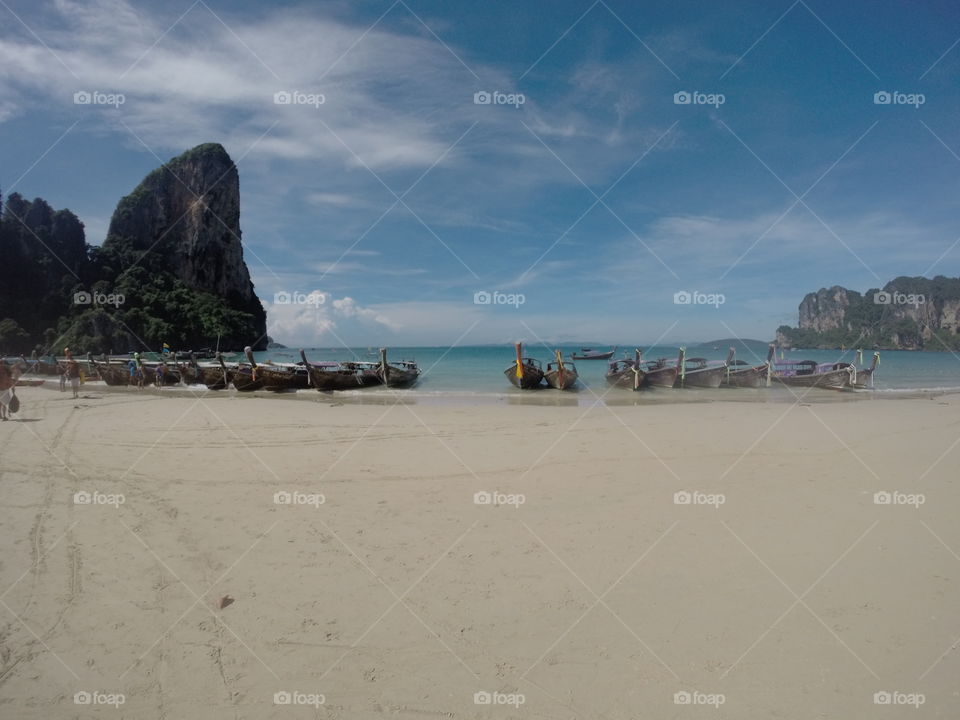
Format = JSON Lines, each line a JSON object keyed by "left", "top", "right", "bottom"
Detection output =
{"left": 0, "top": 143, "right": 267, "bottom": 354}
{"left": 776, "top": 276, "right": 960, "bottom": 350}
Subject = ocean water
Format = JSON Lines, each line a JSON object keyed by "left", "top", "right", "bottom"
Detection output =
{"left": 250, "top": 345, "right": 960, "bottom": 403}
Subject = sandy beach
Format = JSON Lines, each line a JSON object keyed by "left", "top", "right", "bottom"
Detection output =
{"left": 0, "top": 385, "right": 958, "bottom": 718}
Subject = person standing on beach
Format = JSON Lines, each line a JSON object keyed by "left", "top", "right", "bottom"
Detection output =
{"left": 58, "top": 361, "right": 67, "bottom": 391}
{"left": 66, "top": 358, "right": 81, "bottom": 399}
{"left": 135, "top": 353, "right": 145, "bottom": 389}
{"left": 0, "top": 361, "right": 19, "bottom": 421}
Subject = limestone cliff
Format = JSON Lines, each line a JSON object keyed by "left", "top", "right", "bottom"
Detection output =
{"left": 103, "top": 144, "right": 265, "bottom": 324}
{"left": 98, "top": 143, "right": 267, "bottom": 350}
{"left": 798, "top": 286, "right": 856, "bottom": 333}
{"left": 777, "top": 276, "right": 960, "bottom": 350}
{"left": 0, "top": 143, "right": 268, "bottom": 354}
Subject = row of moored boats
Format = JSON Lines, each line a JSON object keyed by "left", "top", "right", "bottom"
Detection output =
{"left": 29, "top": 348, "right": 421, "bottom": 391}
{"left": 506, "top": 343, "right": 880, "bottom": 391}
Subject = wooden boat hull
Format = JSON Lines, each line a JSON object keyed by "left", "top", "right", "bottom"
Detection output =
{"left": 605, "top": 367, "right": 645, "bottom": 391}
{"left": 571, "top": 352, "right": 614, "bottom": 360}
{"left": 196, "top": 365, "right": 228, "bottom": 389}
{"left": 229, "top": 368, "right": 264, "bottom": 392}
{"left": 379, "top": 367, "right": 419, "bottom": 388}
{"left": 97, "top": 364, "right": 132, "bottom": 386}
{"left": 177, "top": 364, "right": 201, "bottom": 384}
{"left": 643, "top": 366, "right": 678, "bottom": 388}
{"left": 305, "top": 365, "right": 381, "bottom": 390}
{"left": 544, "top": 367, "right": 578, "bottom": 390}
{"left": 255, "top": 366, "right": 310, "bottom": 390}
{"left": 505, "top": 366, "right": 544, "bottom": 389}
{"left": 772, "top": 368, "right": 852, "bottom": 389}
{"left": 722, "top": 365, "right": 769, "bottom": 388}
{"left": 676, "top": 366, "right": 725, "bottom": 388}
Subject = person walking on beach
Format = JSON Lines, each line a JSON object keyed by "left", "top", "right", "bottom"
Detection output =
{"left": 58, "top": 361, "right": 67, "bottom": 391}
{"left": 66, "top": 357, "right": 81, "bottom": 399}
{"left": 0, "top": 361, "right": 19, "bottom": 421}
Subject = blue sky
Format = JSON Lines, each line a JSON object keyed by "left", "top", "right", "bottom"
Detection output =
{"left": 1, "top": 0, "right": 959, "bottom": 346}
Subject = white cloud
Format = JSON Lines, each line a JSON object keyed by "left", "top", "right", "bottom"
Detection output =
{"left": 266, "top": 290, "right": 396, "bottom": 344}
{"left": 306, "top": 192, "right": 360, "bottom": 207}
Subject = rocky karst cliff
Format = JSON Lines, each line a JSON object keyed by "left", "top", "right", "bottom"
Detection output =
{"left": 776, "top": 276, "right": 960, "bottom": 350}
{"left": 0, "top": 143, "right": 267, "bottom": 354}
{"left": 797, "top": 286, "right": 852, "bottom": 333}
{"left": 104, "top": 144, "right": 262, "bottom": 311}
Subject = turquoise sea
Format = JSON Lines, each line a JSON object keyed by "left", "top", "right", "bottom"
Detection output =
{"left": 243, "top": 344, "right": 960, "bottom": 404}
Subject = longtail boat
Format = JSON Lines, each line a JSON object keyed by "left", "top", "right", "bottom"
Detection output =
{"left": 88, "top": 354, "right": 130, "bottom": 386}
{"left": 505, "top": 343, "right": 544, "bottom": 389}
{"left": 259, "top": 365, "right": 310, "bottom": 390}
{"left": 192, "top": 355, "right": 229, "bottom": 389}
{"left": 721, "top": 347, "right": 771, "bottom": 388}
{"left": 250, "top": 354, "right": 310, "bottom": 390}
{"left": 217, "top": 348, "right": 263, "bottom": 392}
{"left": 176, "top": 355, "right": 202, "bottom": 385}
{"left": 377, "top": 348, "right": 420, "bottom": 388}
{"left": 852, "top": 349, "right": 880, "bottom": 389}
{"left": 605, "top": 350, "right": 645, "bottom": 391}
{"left": 544, "top": 350, "right": 578, "bottom": 390}
{"left": 638, "top": 351, "right": 678, "bottom": 388}
{"left": 675, "top": 348, "right": 726, "bottom": 388}
{"left": 768, "top": 344, "right": 855, "bottom": 389}
{"left": 571, "top": 346, "right": 617, "bottom": 360}
{"left": 299, "top": 350, "right": 381, "bottom": 390}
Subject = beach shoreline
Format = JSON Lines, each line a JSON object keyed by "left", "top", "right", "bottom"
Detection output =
{"left": 15, "top": 376, "right": 960, "bottom": 408}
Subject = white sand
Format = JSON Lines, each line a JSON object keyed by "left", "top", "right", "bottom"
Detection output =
{"left": 0, "top": 385, "right": 958, "bottom": 718}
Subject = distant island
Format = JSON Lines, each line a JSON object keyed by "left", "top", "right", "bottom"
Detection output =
{"left": 0, "top": 143, "right": 267, "bottom": 355}
{"left": 776, "top": 276, "right": 960, "bottom": 350}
